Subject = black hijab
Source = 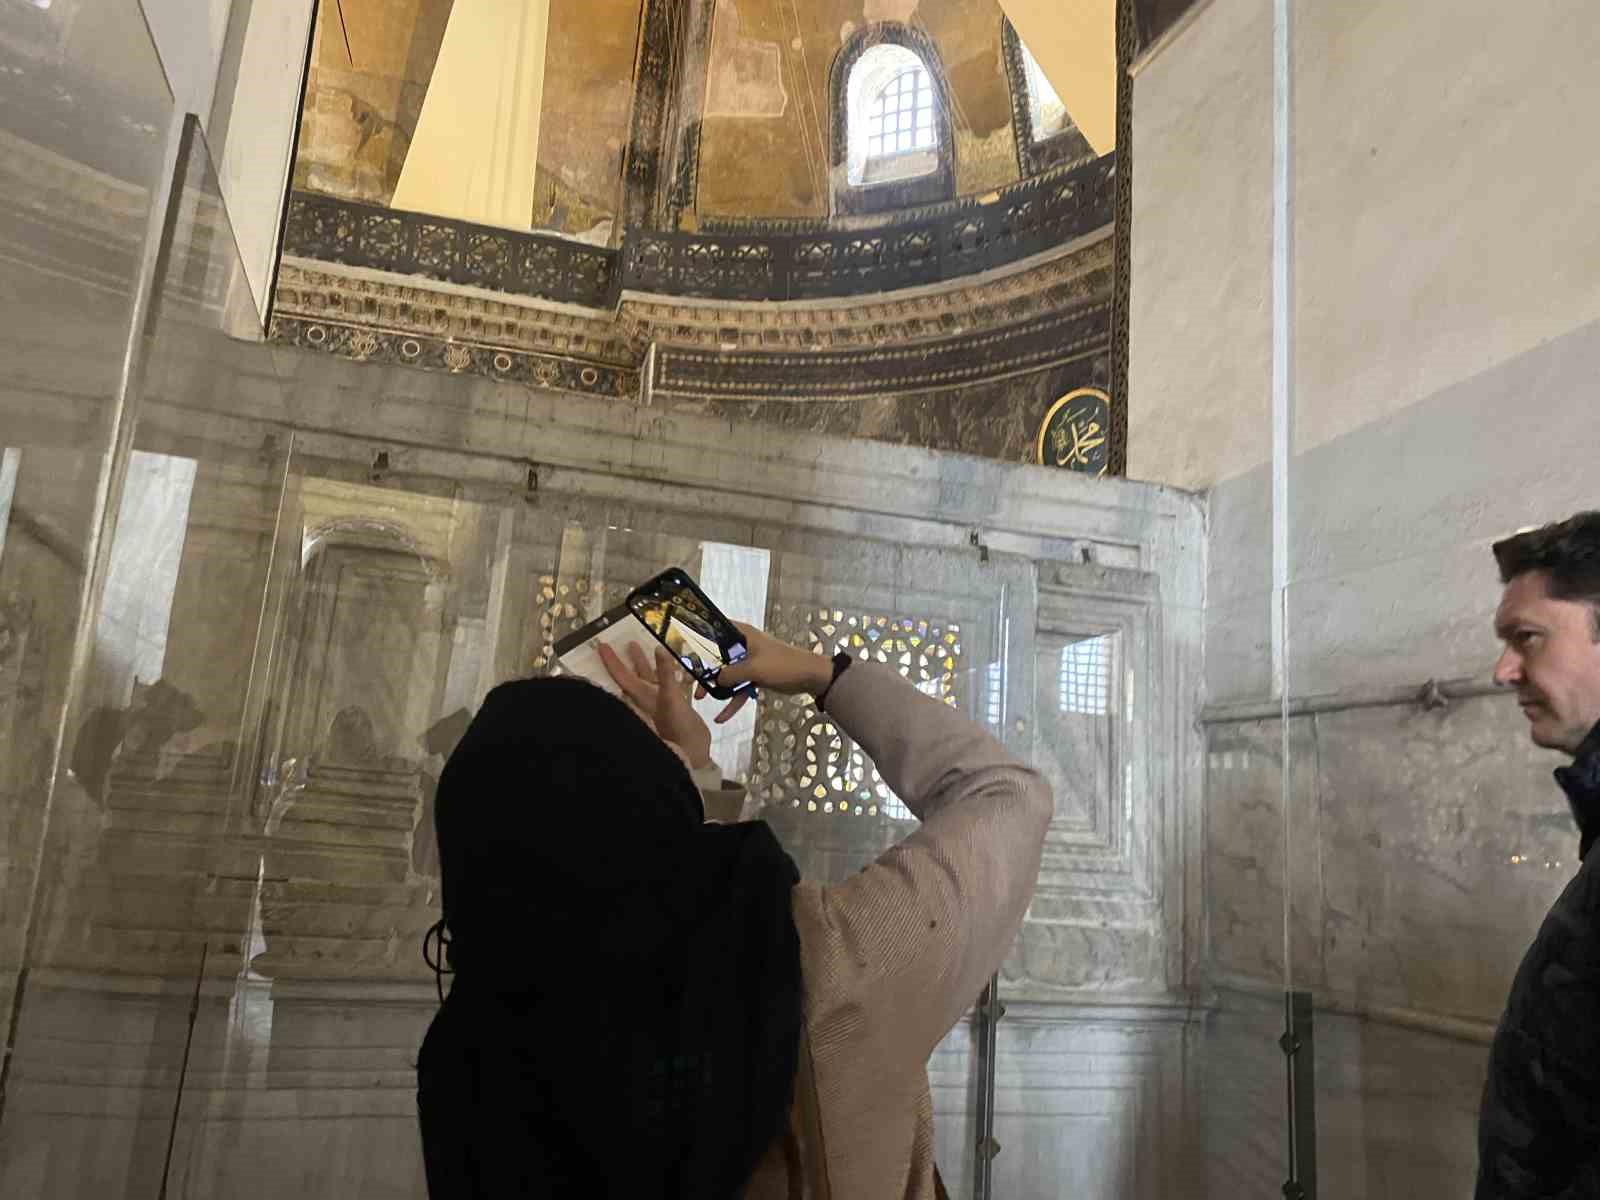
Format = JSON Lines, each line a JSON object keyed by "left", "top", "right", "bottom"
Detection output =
{"left": 418, "top": 676, "right": 802, "bottom": 1198}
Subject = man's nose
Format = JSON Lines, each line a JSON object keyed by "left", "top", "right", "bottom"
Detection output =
{"left": 1493, "top": 647, "right": 1522, "bottom": 688}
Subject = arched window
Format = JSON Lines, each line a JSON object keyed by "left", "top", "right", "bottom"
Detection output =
{"left": 1002, "top": 19, "right": 1094, "bottom": 175}
{"left": 1020, "top": 42, "right": 1071, "bottom": 142}
{"left": 848, "top": 46, "right": 939, "bottom": 186}
{"left": 829, "top": 26, "right": 955, "bottom": 215}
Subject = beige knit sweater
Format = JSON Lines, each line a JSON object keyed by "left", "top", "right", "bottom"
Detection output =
{"left": 712, "top": 661, "right": 1054, "bottom": 1199}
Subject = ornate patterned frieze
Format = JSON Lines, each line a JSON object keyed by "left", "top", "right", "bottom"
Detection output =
{"left": 268, "top": 314, "right": 638, "bottom": 400}
{"left": 652, "top": 299, "right": 1110, "bottom": 401}
{"left": 282, "top": 191, "right": 622, "bottom": 311}
{"left": 623, "top": 154, "right": 1114, "bottom": 302}
{"left": 621, "top": 233, "right": 1111, "bottom": 354}
{"left": 270, "top": 169, "right": 1119, "bottom": 463}
{"left": 272, "top": 231, "right": 1110, "bottom": 406}
{"left": 274, "top": 259, "right": 640, "bottom": 365}
{"left": 280, "top": 154, "right": 1112, "bottom": 312}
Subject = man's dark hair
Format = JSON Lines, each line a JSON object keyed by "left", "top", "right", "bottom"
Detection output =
{"left": 1494, "top": 511, "right": 1600, "bottom": 636}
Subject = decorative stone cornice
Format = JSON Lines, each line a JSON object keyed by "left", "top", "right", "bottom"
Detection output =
{"left": 274, "top": 259, "right": 641, "bottom": 366}
{"left": 270, "top": 229, "right": 1111, "bottom": 406}
{"left": 620, "top": 231, "right": 1111, "bottom": 354}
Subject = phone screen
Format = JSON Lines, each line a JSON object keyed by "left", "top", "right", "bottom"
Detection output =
{"left": 627, "top": 568, "right": 751, "bottom": 699}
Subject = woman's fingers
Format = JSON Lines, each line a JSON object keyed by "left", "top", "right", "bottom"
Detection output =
{"left": 713, "top": 692, "right": 752, "bottom": 724}
{"left": 625, "top": 640, "right": 656, "bottom": 681}
{"left": 654, "top": 646, "right": 691, "bottom": 697}
{"left": 598, "top": 642, "right": 655, "bottom": 710}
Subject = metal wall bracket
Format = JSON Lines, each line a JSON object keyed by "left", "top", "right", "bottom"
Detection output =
{"left": 1281, "top": 990, "right": 1317, "bottom": 1200}
{"left": 971, "top": 972, "right": 1003, "bottom": 1200}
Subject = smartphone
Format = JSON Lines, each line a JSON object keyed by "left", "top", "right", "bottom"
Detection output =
{"left": 626, "top": 567, "right": 753, "bottom": 701}
{"left": 551, "top": 602, "right": 658, "bottom": 698}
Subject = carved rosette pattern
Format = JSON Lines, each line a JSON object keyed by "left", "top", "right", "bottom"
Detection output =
{"left": 751, "top": 608, "right": 964, "bottom": 820}
{"left": 652, "top": 301, "right": 1110, "bottom": 400}
{"left": 267, "top": 316, "right": 636, "bottom": 398}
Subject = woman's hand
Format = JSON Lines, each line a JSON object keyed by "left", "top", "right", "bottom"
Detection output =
{"left": 598, "top": 641, "right": 714, "bottom": 771}
{"left": 702, "top": 623, "right": 835, "bottom": 725}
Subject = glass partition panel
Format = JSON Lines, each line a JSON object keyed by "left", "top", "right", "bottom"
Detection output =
{"left": 170, "top": 449, "right": 516, "bottom": 1198}
{"left": 0, "top": 112, "right": 301, "bottom": 1196}
{"left": 156, "top": 445, "right": 1053, "bottom": 1196}
{"left": 1180, "top": 297, "right": 1289, "bottom": 1197}
{"left": 0, "top": 4, "right": 176, "bottom": 1195}
{"left": 1284, "top": 0, "right": 1593, "bottom": 1190}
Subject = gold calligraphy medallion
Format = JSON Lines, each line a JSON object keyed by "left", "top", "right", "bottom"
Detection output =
{"left": 1036, "top": 388, "right": 1112, "bottom": 476}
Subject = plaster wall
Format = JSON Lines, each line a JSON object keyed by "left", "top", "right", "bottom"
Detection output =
{"left": 1130, "top": 0, "right": 1600, "bottom": 493}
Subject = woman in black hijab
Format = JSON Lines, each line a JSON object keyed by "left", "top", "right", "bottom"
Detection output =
{"left": 416, "top": 643, "right": 802, "bottom": 1198}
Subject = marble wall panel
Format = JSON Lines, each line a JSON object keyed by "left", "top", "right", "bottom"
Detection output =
{"left": 4, "top": 986, "right": 1206, "bottom": 1199}
{"left": 1013, "top": 562, "right": 1199, "bottom": 1004}
{"left": 157, "top": 462, "right": 287, "bottom": 755}
{"left": 0, "top": 448, "right": 21, "bottom": 579}
{"left": 1310, "top": 696, "right": 1569, "bottom": 1024}
{"left": 85, "top": 451, "right": 198, "bottom": 711}
{"left": 1202, "top": 718, "right": 1319, "bottom": 988}
{"left": 932, "top": 1007, "right": 1198, "bottom": 1200}
{"left": 1199, "top": 690, "right": 1576, "bottom": 1192}
{"left": 1188, "top": 990, "right": 1289, "bottom": 1200}
{"left": 1314, "top": 1010, "right": 1483, "bottom": 1198}
{"left": 1205, "top": 693, "right": 1573, "bottom": 1023}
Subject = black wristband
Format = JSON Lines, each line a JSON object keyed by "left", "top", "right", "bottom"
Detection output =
{"left": 815, "top": 651, "right": 854, "bottom": 711}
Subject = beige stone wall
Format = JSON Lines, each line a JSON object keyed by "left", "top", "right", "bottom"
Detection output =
{"left": 1128, "top": 0, "right": 1600, "bottom": 491}
{"left": 292, "top": 0, "right": 454, "bottom": 207}
{"left": 1125, "top": 0, "right": 1271, "bottom": 491}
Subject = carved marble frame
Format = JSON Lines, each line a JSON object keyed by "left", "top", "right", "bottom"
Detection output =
{"left": 1011, "top": 561, "right": 1192, "bottom": 1000}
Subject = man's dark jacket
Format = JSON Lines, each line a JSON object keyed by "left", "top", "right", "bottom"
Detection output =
{"left": 1477, "top": 722, "right": 1600, "bottom": 1197}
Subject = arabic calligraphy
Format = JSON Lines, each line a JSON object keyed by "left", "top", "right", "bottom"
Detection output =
{"left": 1037, "top": 389, "right": 1112, "bottom": 476}
{"left": 1050, "top": 415, "right": 1106, "bottom": 469}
